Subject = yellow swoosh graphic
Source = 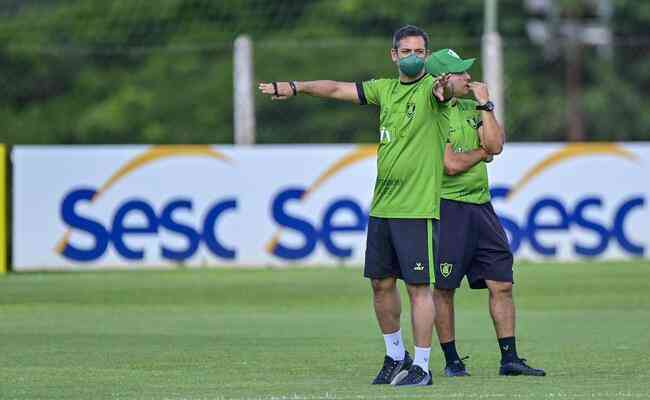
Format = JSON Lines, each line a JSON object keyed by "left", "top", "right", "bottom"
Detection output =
{"left": 92, "top": 145, "right": 231, "bottom": 201}
{"left": 56, "top": 145, "right": 231, "bottom": 254}
{"left": 506, "top": 143, "right": 639, "bottom": 201}
{"left": 266, "top": 145, "right": 378, "bottom": 254}
{"left": 302, "top": 145, "right": 378, "bottom": 200}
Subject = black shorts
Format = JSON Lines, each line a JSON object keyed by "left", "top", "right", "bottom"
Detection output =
{"left": 435, "top": 199, "right": 513, "bottom": 290}
{"left": 364, "top": 216, "right": 438, "bottom": 285}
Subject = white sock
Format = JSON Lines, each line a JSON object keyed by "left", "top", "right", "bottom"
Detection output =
{"left": 383, "top": 330, "right": 405, "bottom": 361}
{"left": 413, "top": 346, "right": 431, "bottom": 371}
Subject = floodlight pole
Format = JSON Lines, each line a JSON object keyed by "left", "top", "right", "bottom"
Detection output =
{"left": 482, "top": 0, "right": 505, "bottom": 125}
{"left": 234, "top": 35, "right": 256, "bottom": 145}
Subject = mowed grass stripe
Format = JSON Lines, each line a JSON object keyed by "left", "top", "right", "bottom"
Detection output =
{"left": 0, "top": 262, "right": 648, "bottom": 399}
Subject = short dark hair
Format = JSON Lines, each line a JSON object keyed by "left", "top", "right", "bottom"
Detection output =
{"left": 392, "top": 25, "right": 429, "bottom": 49}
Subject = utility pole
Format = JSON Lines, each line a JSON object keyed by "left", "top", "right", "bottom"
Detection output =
{"left": 525, "top": 0, "right": 612, "bottom": 142}
{"left": 233, "top": 35, "right": 256, "bottom": 145}
{"left": 482, "top": 0, "right": 505, "bottom": 125}
{"left": 564, "top": 14, "right": 585, "bottom": 141}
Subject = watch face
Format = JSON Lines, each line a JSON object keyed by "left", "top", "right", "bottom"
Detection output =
{"left": 478, "top": 101, "right": 494, "bottom": 111}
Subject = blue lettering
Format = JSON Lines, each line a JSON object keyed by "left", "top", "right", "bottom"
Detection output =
{"left": 61, "top": 189, "right": 238, "bottom": 263}
{"left": 271, "top": 188, "right": 318, "bottom": 260}
{"left": 526, "top": 198, "right": 569, "bottom": 256}
{"left": 613, "top": 197, "right": 645, "bottom": 256}
{"left": 320, "top": 199, "right": 368, "bottom": 258}
{"left": 60, "top": 185, "right": 645, "bottom": 263}
{"left": 60, "top": 188, "right": 110, "bottom": 262}
{"left": 111, "top": 200, "right": 158, "bottom": 260}
{"left": 572, "top": 197, "right": 610, "bottom": 257}
{"left": 202, "top": 199, "right": 237, "bottom": 259}
{"left": 160, "top": 199, "right": 201, "bottom": 261}
{"left": 492, "top": 188, "right": 646, "bottom": 258}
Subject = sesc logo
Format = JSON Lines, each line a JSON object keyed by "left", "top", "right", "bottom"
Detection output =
{"left": 491, "top": 144, "right": 646, "bottom": 258}
{"left": 56, "top": 146, "right": 237, "bottom": 263}
{"left": 52, "top": 144, "right": 648, "bottom": 265}
{"left": 492, "top": 187, "right": 644, "bottom": 257}
{"left": 267, "top": 143, "right": 647, "bottom": 261}
{"left": 59, "top": 189, "right": 237, "bottom": 262}
{"left": 269, "top": 187, "right": 368, "bottom": 260}
{"left": 266, "top": 146, "right": 376, "bottom": 261}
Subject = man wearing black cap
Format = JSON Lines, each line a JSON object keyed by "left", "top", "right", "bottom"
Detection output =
{"left": 425, "top": 48, "right": 546, "bottom": 377}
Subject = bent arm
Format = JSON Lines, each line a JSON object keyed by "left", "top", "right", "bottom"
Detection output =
{"left": 444, "top": 144, "right": 491, "bottom": 176}
{"left": 478, "top": 110, "right": 505, "bottom": 155}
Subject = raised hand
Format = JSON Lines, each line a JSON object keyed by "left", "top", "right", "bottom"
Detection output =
{"left": 469, "top": 82, "right": 490, "bottom": 104}
{"left": 433, "top": 74, "right": 452, "bottom": 101}
{"left": 258, "top": 81, "right": 295, "bottom": 100}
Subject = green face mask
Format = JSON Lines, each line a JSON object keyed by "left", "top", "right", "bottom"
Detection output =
{"left": 398, "top": 53, "right": 425, "bottom": 78}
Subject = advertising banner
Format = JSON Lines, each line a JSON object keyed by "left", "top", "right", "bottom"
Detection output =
{"left": 0, "top": 144, "right": 5, "bottom": 274}
{"left": 12, "top": 143, "right": 649, "bottom": 270}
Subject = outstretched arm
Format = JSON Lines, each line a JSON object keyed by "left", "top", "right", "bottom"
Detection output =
{"left": 470, "top": 82, "right": 505, "bottom": 155}
{"left": 258, "top": 80, "right": 360, "bottom": 103}
{"left": 444, "top": 143, "right": 492, "bottom": 176}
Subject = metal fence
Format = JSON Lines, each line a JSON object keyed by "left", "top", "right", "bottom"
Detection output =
{"left": 2, "top": 0, "right": 649, "bottom": 145}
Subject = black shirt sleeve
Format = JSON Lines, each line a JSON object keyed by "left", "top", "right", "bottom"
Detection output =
{"left": 356, "top": 82, "right": 367, "bottom": 105}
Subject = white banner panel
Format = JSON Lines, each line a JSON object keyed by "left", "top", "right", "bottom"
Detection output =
{"left": 12, "top": 143, "right": 650, "bottom": 270}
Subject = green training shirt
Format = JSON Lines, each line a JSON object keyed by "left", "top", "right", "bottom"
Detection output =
{"left": 441, "top": 98, "right": 491, "bottom": 204}
{"left": 358, "top": 74, "right": 450, "bottom": 219}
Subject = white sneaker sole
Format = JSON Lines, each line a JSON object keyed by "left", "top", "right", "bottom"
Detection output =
{"left": 390, "top": 370, "right": 409, "bottom": 385}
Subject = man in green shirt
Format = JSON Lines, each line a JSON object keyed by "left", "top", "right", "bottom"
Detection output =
{"left": 425, "top": 48, "right": 546, "bottom": 377}
{"left": 259, "top": 25, "right": 451, "bottom": 387}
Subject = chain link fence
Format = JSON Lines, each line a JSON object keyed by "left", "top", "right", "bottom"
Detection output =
{"left": 1, "top": 0, "right": 649, "bottom": 145}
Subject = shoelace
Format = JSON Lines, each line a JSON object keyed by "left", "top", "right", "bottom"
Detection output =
{"left": 379, "top": 358, "right": 399, "bottom": 380}
{"left": 403, "top": 366, "right": 427, "bottom": 383}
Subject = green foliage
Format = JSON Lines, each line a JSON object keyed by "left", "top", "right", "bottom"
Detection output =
{"left": 1, "top": 0, "right": 650, "bottom": 144}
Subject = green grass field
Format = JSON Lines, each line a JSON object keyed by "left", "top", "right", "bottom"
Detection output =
{"left": 1, "top": 262, "right": 649, "bottom": 400}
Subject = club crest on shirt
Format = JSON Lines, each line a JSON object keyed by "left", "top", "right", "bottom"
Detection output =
{"left": 406, "top": 102, "right": 416, "bottom": 119}
{"left": 380, "top": 126, "right": 392, "bottom": 144}
{"left": 440, "top": 262, "right": 453, "bottom": 278}
{"left": 467, "top": 116, "right": 481, "bottom": 130}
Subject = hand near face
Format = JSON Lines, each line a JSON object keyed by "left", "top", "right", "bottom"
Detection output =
{"left": 469, "top": 82, "right": 490, "bottom": 104}
{"left": 433, "top": 74, "right": 451, "bottom": 102}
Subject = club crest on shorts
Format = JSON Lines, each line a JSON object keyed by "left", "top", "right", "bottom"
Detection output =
{"left": 440, "top": 262, "right": 453, "bottom": 278}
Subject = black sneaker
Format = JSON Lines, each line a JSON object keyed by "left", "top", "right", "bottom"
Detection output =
{"left": 371, "top": 352, "right": 413, "bottom": 385}
{"left": 499, "top": 358, "right": 546, "bottom": 376}
{"left": 393, "top": 365, "right": 432, "bottom": 387}
{"left": 443, "top": 356, "right": 470, "bottom": 377}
